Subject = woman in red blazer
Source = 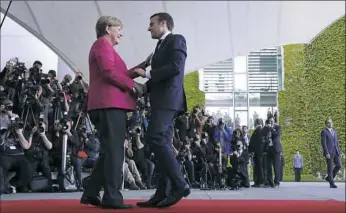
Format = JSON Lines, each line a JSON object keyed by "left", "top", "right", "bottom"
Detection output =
{"left": 80, "top": 16, "right": 145, "bottom": 209}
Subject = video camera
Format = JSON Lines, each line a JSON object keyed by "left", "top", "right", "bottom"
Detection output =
{"left": 10, "top": 117, "right": 24, "bottom": 130}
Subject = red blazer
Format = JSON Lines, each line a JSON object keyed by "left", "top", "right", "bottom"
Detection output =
{"left": 87, "top": 37, "right": 136, "bottom": 111}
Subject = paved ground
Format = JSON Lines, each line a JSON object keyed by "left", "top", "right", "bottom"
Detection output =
{"left": 1, "top": 182, "right": 345, "bottom": 202}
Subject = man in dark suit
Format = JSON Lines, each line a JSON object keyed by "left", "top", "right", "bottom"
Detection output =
{"left": 249, "top": 118, "right": 265, "bottom": 187}
{"left": 321, "top": 119, "right": 342, "bottom": 188}
{"left": 131, "top": 12, "right": 190, "bottom": 208}
{"left": 263, "top": 116, "right": 283, "bottom": 188}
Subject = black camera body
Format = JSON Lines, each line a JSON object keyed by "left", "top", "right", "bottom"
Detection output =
{"left": 129, "top": 126, "right": 141, "bottom": 135}
{"left": 10, "top": 117, "right": 24, "bottom": 130}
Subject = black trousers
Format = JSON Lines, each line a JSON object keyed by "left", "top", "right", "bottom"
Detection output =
{"left": 266, "top": 149, "right": 281, "bottom": 185}
{"left": 0, "top": 154, "right": 33, "bottom": 192}
{"left": 253, "top": 153, "right": 264, "bottom": 185}
{"left": 136, "top": 158, "right": 155, "bottom": 187}
{"left": 82, "top": 108, "right": 127, "bottom": 206}
{"left": 326, "top": 154, "right": 341, "bottom": 183}
{"left": 146, "top": 109, "right": 186, "bottom": 199}
{"left": 29, "top": 154, "right": 53, "bottom": 187}
{"left": 294, "top": 168, "right": 302, "bottom": 182}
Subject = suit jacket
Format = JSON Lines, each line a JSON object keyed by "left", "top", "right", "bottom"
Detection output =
{"left": 87, "top": 37, "right": 135, "bottom": 111}
{"left": 321, "top": 128, "right": 341, "bottom": 156}
{"left": 248, "top": 126, "right": 264, "bottom": 154}
{"left": 271, "top": 124, "right": 283, "bottom": 153}
{"left": 146, "top": 33, "right": 187, "bottom": 112}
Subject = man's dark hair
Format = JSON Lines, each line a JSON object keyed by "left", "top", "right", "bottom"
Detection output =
{"left": 150, "top": 12, "right": 174, "bottom": 31}
{"left": 33, "top": 60, "right": 42, "bottom": 66}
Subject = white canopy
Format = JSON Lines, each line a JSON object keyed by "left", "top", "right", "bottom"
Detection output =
{"left": 1, "top": 1, "right": 344, "bottom": 82}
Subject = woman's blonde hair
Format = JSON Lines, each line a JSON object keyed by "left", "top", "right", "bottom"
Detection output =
{"left": 95, "top": 16, "right": 123, "bottom": 38}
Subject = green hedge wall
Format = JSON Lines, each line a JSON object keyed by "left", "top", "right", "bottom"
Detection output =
{"left": 279, "top": 16, "right": 345, "bottom": 176}
{"left": 278, "top": 44, "right": 310, "bottom": 176}
{"left": 304, "top": 16, "right": 345, "bottom": 175}
{"left": 184, "top": 71, "right": 205, "bottom": 111}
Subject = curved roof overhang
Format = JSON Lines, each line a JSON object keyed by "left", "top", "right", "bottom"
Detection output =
{"left": 1, "top": 1, "right": 344, "bottom": 83}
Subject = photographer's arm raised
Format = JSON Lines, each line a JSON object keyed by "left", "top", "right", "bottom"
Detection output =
{"left": 135, "top": 134, "right": 144, "bottom": 149}
{"left": 16, "top": 129, "right": 31, "bottom": 150}
{"left": 39, "top": 126, "right": 53, "bottom": 150}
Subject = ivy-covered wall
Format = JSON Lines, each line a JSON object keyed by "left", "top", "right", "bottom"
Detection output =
{"left": 304, "top": 16, "right": 345, "bottom": 174}
{"left": 279, "top": 16, "right": 345, "bottom": 176}
{"left": 278, "top": 44, "right": 310, "bottom": 176}
{"left": 184, "top": 71, "right": 205, "bottom": 111}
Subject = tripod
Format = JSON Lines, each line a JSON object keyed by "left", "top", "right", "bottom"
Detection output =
{"left": 200, "top": 159, "right": 213, "bottom": 190}
{"left": 74, "top": 111, "right": 93, "bottom": 132}
{"left": 180, "top": 160, "right": 191, "bottom": 187}
{"left": 21, "top": 100, "right": 37, "bottom": 130}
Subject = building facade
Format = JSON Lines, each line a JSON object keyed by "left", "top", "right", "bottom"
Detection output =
{"left": 202, "top": 47, "right": 283, "bottom": 129}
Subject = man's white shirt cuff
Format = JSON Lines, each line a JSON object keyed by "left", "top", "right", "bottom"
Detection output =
{"left": 145, "top": 70, "right": 152, "bottom": 79}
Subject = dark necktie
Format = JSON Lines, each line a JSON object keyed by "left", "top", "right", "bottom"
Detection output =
{"left": 154, "top": 39, "right": 163, "bottom": 53}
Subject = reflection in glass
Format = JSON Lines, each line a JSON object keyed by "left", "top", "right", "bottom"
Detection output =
{"left": 248, "top": 106, "right": 278, "bottom": 129}
{"left": 234, "top": 74, "right": 247, "bottom": 91}
{"left": 205, "top": 93, "right": 233, "bottom": 107}
{"left": 234, "top": 111, "right": 248, "bottom": 129}
{"left": 234, "top": 92, "right": 247, "bottom": 107}
{"left": 205, "top": 106, "right": 234, "bottom": 127}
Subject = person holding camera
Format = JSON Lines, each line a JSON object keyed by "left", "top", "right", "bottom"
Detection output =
{"left": 0, "top": 99, "right": 32, "bottom": 194}
{"left": 262, "top": 116, "right": 282, "bottom": 188}
{"left": 176, "top": 137, "right": 196, "bottom": 187}
{"left": 228, "top": 136, "right": 250, "bottom": 189}
{"left": 25, "top": 121, "right": 53, "bottom": 191}
{"left": 130, "top": 130, "right": 155, "bottom": 189}
{"left": 214, "top": 118, "right": 232, "bottom": 156}
{"left": 51, "top": 119, "right": 83, "bottom": 190}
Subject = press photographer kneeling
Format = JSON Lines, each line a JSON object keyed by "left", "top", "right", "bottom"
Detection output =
{"left": 25, "top": 120, "right": 53, "bottom": 192}
{"left": 0, "top": 100, "right": 32, "bottom": 194}
{"left": 227, "top": 129, "right": 250, "bottom": 189}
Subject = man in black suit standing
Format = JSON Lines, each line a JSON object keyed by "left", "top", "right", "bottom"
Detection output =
{"left": 249, "top": 118, "right": 265, "bottom": 187}
{"left": 321, "top": 119, "right": 342, "bottom": 188}
{"left": 264, "top": 116, "right": 283, "bottom": 188}
{"left": 131, "top": 12, "right": 190, "bottom": 208}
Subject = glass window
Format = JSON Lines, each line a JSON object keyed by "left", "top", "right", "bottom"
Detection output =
{"left": 205, "top": 93, "right": 233, "bottom": 107}
{"left": 234, "top": 56, "right": 247, "bottom": 73}
{"left": 234, "top": 111, "right": 248, "bottom": 129}
{"left": 248, "top": 106, "right": 278, "bottom": 129}
{"left": 234, "top": 92, "right": 247, "bottom": 108}
{"left": 234, "top": 73, "right": 247, "bottom": 91}
{"left": 205, "top": 106, "right": 234, "bottom": 126}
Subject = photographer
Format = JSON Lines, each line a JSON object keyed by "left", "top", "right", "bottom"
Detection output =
{"left": 20, "top": 85, "right": 47, "bottom": 129}
{"left": 188, "top": 107, "right": 205, "bottom": 137}
{"left": 51, "top": 119, "right": 83, "bottom": 189}
{"left": 203, "top": 116, "right": 216, "bottom": 144}
{"left": 0, "top": 100, "right": 32, "bottom": 194}
{"left": 228, "top": 135, "right": 250, "bottom": 189}
{"left": 176, "top": 137, "right": 196, "bottom": 187}
{"left": 124, "top": 135, "right": 147, "bottom": 190}
{"left": 262, "top": 116, "right": 282, "bottom": 188}
{"left": 25, "top": 121, "right": 53, "bottom": 191}
{"left": 175, "top": 113, "right": 189, "bottom": 140}
{"left": 214, "top": 118, "right": 232, "bottom": 156}
{"left": 129, "top": 128, "right": 154, "bottom": 189}
{"left": 249, "top": 118, "right": 265, "bottom": 187}
{"left": 28, "top": 61, "right": 43, "bottom": 84}
{"left": 68, "top": 72, "right": 88, "bottom": 122}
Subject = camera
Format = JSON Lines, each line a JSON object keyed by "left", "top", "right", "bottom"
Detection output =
{"left": 38, "top": 122, "right": 45, "bottom": 133}
{"left": 39, "top": 74, "right": 51, "bottom": 85}
{"left": 13, "top": 62, "right": 26, "bottom": 74}
{"left": 76, "top": 76, "right": 82, "bottom": 81}
{"left": 10, "top": 117, "right": 24, "bottom": 130}
{"left": 129, "top": 126, "right": 141, "bottom": 135}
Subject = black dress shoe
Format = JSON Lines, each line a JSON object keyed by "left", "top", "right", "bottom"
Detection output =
{"left": 137, "top": 197, "right": 164, "bottom": 207}
{"left": 156, "top": 187, "right": 191, "bottom": 208}
{"left": 80, "top": 195, "right": 102, "bottom": 207}
{"left": 102, "top": 204, "right": 133, "bottom": 209}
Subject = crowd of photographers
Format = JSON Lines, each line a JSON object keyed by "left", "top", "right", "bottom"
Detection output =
{"left": 0, "top": 58, "right": 283, "bottom": 194}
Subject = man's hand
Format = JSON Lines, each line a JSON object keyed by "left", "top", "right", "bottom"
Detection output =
{"left": 132, "top": 68, "right": 146, "bottom": 78}
{"left": 134, "top": 82, "right": 146, "bottom": 97}
{"left": 326, "top": 154, "right": 331, "bottom": 159}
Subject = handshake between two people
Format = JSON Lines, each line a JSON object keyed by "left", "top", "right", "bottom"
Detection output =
{"left": 130, "top": 53, "right": 153, "bottom": 98}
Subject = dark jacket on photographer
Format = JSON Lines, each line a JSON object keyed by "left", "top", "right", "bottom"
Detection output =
{"left": 51, "top": 129, "right": 81, "bottom": 159}
{"left": 83, "top": 134, "right": 100, "bottom": 160}
{"left": 249, "top": 125, "right": 264, "bottom": 154}
{"left": 229, "top": 143, "right": 250, "bottom": 178}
